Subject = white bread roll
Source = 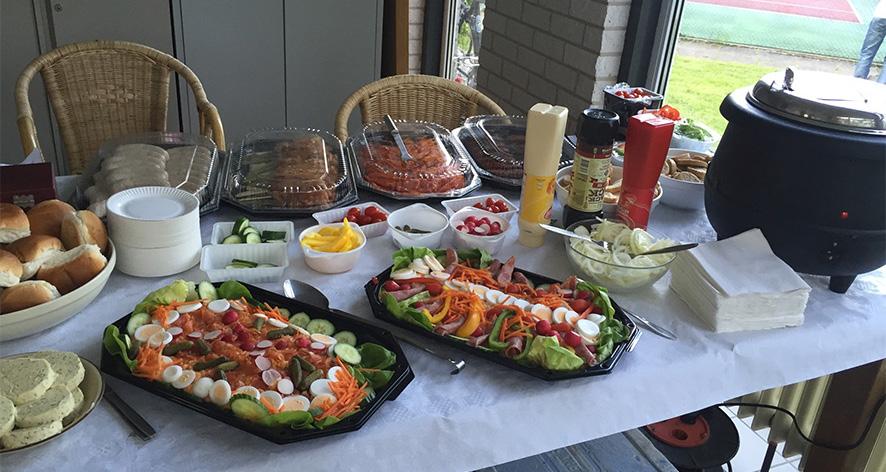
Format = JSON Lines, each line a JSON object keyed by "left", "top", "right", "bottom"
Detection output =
{"left": 36, "top": 244, "right": 106, "bottom": 295}
{"left": 0, "top": 250, "right": 23, "bottom": 288}
{"left": 0, "top": 281, "right": 60, "bottom": 314}
{"left": 60, "top": 210, "right": 108, "bottom": 254}
{"left": 0, "top": 203, "right": 30, "bottom": 244}
{"left": 26, "top": 200, "right": 75, "bottom": 239}
{"left": 5, "top": 235, "right": 65, "bottom": 280}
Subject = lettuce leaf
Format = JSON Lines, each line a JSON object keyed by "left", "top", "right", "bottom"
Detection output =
{"left": 525, "top": 335, "right": 584, "bottom": 371}
{"left": 595, "top": 318, "right": 629, "bottom": 363}
{"left": 382, "top": 292, "right": 434, "bottom": 331}
{"left": 133, "top": 280, "right": 191, "bottom": 315}
{"left": 217, "top": 280, "right": 252, "bottom": 300}
{"left": 392, "top": 247, "right": 439, "bottom": 270}
{"left": 576, "top": 280, "right": 615, "bottom": 318}
{"left": 102, "top": 325, "right": 137, "bottom": 370}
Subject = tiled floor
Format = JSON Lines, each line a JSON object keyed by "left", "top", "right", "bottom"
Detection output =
{"left": 722, "top": 406, "right": 803, "bottom": 472}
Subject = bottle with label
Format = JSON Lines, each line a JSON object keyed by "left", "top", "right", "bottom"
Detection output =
{"left": 563, "top": 109, "right": 620, "bottom": 228}
{"left": 518, "top": 103, "right": 569, "bottom": 247}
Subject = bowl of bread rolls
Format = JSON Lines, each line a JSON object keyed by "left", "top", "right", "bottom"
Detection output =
{"left": 658, "top": 148, "right": 712, "bottom": 210}
{"left": 0, "top": 200, "right": 115, "bottom": 341}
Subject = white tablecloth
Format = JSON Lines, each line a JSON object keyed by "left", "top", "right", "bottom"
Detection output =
{"left": 3, "top": 190, "right": 885, "bottom": 472}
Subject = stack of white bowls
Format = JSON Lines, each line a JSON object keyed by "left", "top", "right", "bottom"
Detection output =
{"left": 106, "top": 187, "right": 202, "bottom": 277}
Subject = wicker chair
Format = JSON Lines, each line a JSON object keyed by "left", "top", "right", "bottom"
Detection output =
{"left": 334, "top": 74, "right": 505, "bottom": 141}
{"left": 15, "top": 40, "right": 224, "bottom": 174}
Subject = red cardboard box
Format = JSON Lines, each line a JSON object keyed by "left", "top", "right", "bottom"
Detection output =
{"left": 0, "top": 163, "right": 57, "bottom": 209}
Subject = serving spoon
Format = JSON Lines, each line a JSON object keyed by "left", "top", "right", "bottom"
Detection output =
{"left": 282, "top": 280, "right": 466, "bottom": 375}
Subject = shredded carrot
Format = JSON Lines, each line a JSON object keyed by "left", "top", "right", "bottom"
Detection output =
{"left": 317, "top": 358, "right": 368, "bottom": 420}
{"left": 133, "top": 344, "right": 165, "bottom": 380}
{"left": 260, "top": 396, "right": 279, "bottom": 413}
{"left": 530, "top": 294, "right": 570, "bottom": 309}
{"left": 451, "top": 265, "right": 500, "bottom": 288}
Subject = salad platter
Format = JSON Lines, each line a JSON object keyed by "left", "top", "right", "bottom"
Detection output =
{"left": 101, "top": 280, "right": 413, "bottom": 444}
{"left": 364, "top": 248, "right": 638, "bottom": 381}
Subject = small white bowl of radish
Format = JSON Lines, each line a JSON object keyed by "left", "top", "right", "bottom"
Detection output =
{"left": 449, "top": 207, "right": 509, "bottom": 255}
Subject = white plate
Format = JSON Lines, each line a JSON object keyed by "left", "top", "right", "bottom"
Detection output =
{"left": 312, "top": 202, "right": 390, "bottom": 239}
{"left": 0, "top": 354, "right": 104, "bottom": 455}
{"left": 0, "top": 241, "right": 117, "bottom": 341}
{"left": 107, "top": 186, "right": 199, "bottom": 221}
{"left": 116, "top": 238, "right": 201, "bottom": 277}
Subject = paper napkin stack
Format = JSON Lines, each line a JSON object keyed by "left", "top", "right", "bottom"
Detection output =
{"left": 669, "top": 229, "right": 810, "bottom": 333}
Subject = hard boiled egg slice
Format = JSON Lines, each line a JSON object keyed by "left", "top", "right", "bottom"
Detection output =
{"left": 485, "top": 289, "right": 505, "bottom": 305}
{"left": 327, "top": 366, "right": 344, "bottom": 382}
{"left": 391, "top": 268, "right": 418, "bottom": 280}
{"left": 148, "top": 330, "right": 173, "bottom": 348}
{"left": 162, "top": 365, "right": 183, "bottom": 384}
{"left": 514, "top": 299, "right": 531, "bottom": 310}
{"left": 172, "top": 370, "right": 196, "bottom": 389}
{"left": 565, "top": 311, "right": 581, "bottom": 326}
{"left": 310, "top": 333, "right": 337, "bottom": 347}
{"left": 410, "top": 258, "right": 430, "bottom": 274}
{"left": 209, "top": 379, "right": 232, "bottom": 406}
{"left": 310, "top": 378, "right": 333, "bottom": 397}
{"left": 576, "top": 319, "right": 600, "bottom": 340}
{"left": 431, "top": 271, "right": 450, "bottom": 282}
{"left": 234, "top": 386, "right": 261, "bottom": 400}
{"left": 552, "top": 307, "right": 570, "bottom": 324}
{"left": 277, "top": 378, "right": 294, "bottom": 395}
{"left": 470, "top": 284, "right": 489, "bottom": 298}
{"left": 587, "top": 313, "right": 607, "bottom": 325}
{"left": 191, "top": 377, "right": 214, "bottom": 399}
{"left": 134, "top": 324, "right": 164, "bottom": 343}
{"left": 530, "top": 304, "right": 552, "bottom": 322}
{"left": 260, "top": 390, "right": 284, "bottom": 411}
{"left": 310, "top": 393, "right": 337, "bottom": 410}
{"left": 282, "top": 395, "right": 310, "bottom": 412}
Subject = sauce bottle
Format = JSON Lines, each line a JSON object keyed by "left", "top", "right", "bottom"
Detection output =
{"left": 518, "top": 103, "right": 569, "bottom": 247}
{"left": 562, "top": 109, "right": 620, "bottom": 228}
{"left": 616, "top": 112, "right": 674, "bottom": 229}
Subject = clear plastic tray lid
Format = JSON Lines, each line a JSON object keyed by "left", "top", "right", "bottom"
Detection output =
{"left": 350, "top": 120, "right": 477, "bottom": 198}
{"left": 228, "top": 128, "right": 353, "bottom": 211}
{"left": 85, "top": 132, "right": 221, "bottom": 217}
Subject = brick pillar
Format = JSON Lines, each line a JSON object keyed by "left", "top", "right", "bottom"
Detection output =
{"left": 477, "top": 0, "right": 631, "bottom": 129}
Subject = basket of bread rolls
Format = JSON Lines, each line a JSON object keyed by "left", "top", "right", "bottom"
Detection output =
{"left": 0, "top": 200, "right": 116, "bottom": 341}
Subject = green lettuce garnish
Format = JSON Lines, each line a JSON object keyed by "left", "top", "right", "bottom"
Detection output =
{"left": 525, "top": 335, "right": 584, "bottom": 371}
{"left": 381, "top": 292, "right": 434, "bottom": 331}
{"left": 133, "top": 280, "right": 191, "bottom": 315}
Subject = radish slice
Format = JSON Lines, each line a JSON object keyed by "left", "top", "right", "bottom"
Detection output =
{"left": 282, "top": 395, "right": 310, "bottom": 412}
{"left": 249, "top": 350, "right": 266, "bottom": 357}
{"left": 253, "top": 312, "right": 268, "bottom": 320}
{"left": 587, "top": 313, "right": 607, "bottom": 325}
{"left": 187, "top": 331, "right": 203, "bottom": 339}
{"left": 162, "top": 365, "right": 183, "bottom": 383}
{"left": 207, "top": 299, "right": 230, "bottom": 313}
{"left": 262, "top": 369, "right": 282, "bottom": 387}
{"left": 310, "top": 333, "right": 336, "bottom": 347}
{"left": 167, "top": 327, "right": 183, "bottom": 336}
{"left": 267, "top": 318, "right": 288, "bottom": 328}
{"left": 255, "top": 356, "right": 272, "bottom": 371}
{"left": 276, "top": 378, "right": 294, "bottom": 395}
{"left": 172, "top": 369, "right": 196, "bottom": 389}
{"left": 203, "top": 330, "right": 221, "bottom": 341}
{"left": 178, "top": 302, "right": 203, "bottom": 314}
{"left": 310, "top": 342, "right": 326, "bottom": 351}
{"left": 256, "top": 340, "right": 273, "bottom": 349}
{"left": 309, "top": 379, "right": 333, "bottom": 397}
{"left": 134, "top": 324, "right": 163, "bottom": 343}
{"left": 260, "top": 390, "right": 284, "bottom": 411}
{"left": 165, "top": 310, "right": 180, "bottom": 324}
{"left": 161, "top": 356, "right": 173, "bottom": 365}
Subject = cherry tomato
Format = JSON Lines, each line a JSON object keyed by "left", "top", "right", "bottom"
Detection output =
{"left": 398, "top": 283, "right": 412, "bottom": 290}
{"left": 426, "top": 283, "right": 443, "bottom": 296}
{"left": 473, "top": 202, "right": 484, "bottom": 209}
{"left": 569, "top": 298, "right": 590, "bottom": 313}
{"left": 222, "top": 310, "right": 239, "bottom": 325}
{"left": 364, "top": 206, "right": 379, "bottom": 217}
{"left": 375, "top": 213, "right": 388, "bottom": 221}
{"left": 239, "top": 341, "right": 256, "bottom": 351}
{"left": 471, "top": 327, "right": 484, "bottom": 337}
{"left": 535, "top": 320, "right": 551, "bottom": 335}
{"left": 564, "top": 331, "right": 583, "bottom": 348}
{"left": 357, "top": 215, "right": 373, "bottom": 226}
{"left": 274, "top": 340, "right": 290, "bottom": 350}
{"left": 383, "top": 280, "right": 400, "bottom": 291}
{"left": 346, "top": 207, "right": 361, "bottom": 219}
{"left": 552, "top": 322, "right": 572, "bottom": 333}
{"left": 295, "top": 337, "right": 311, "bottom": 349}
{"left": 536, "top": 289, "right": 548, "bottom": 297}
{"left": 575, "top": 290, "right": 591, "bottom": 299}
{"left": 221, "top": 333, "right": 236, "bottom": 343}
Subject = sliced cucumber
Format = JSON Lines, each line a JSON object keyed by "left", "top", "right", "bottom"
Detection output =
{"left": 245, "top": 233, "right": 262, "bottom": 244}
{"left": 241, "top": 226, "right": 260, "bottom": 236}
{"left": 334, "top": 343, "right": 362, "bottom": 364}
{"left": 290, "top": 312, "right": 311, "bottom": 328}
{"left": 126, "top": 313, "right": 151, "bottom": 337}
{"left": 230, "top": 394, "right": 269, "bottom": 421}
{"left": 198, "top": 281, "right": 218, "bottom": 301}
{"left": 231, "top": 259, "right": 259, "bottom": 268}
{"left": 333, "top": 330, "right": 357, "bottom": 346}
{"left": 305, "top": 319, "right": 335, "bottom": 336}
{"left": 256, "top": 263, "right": 276, "bottom": 268}
{"left": 259, "top": 410, "right": 312, "bottom": 428}
{"left": 277, "top": 308, "right": 291, "bottom": 319}
{"left": 221, "top": 234, "right": 243, "bottom": 244}
{"left": 232, "top": 217, "right": 250, "bottom": 235}
{"left": 261, "top": 230, "right": 286, "bottom": 241}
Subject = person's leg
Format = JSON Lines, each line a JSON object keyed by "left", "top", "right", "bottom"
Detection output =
{"left": 855, "top": 18, "right": 886, "bottom": 79}
{"left": 872, "top": 18, "right": 886, "bottom": 84}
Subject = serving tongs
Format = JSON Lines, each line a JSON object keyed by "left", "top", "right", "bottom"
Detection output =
{"left": 283, "top": 280, "right": 466, "bottom": 375}
{"left": 384, "top": 115, "right": 413, "bottom": 163}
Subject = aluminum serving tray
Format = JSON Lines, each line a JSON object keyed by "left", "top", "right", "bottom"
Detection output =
{"left": 346, "top": 120, "right": 482, "bottom": 200}
{"left": 100, "top": 283, "right": 414, "bottom": 445}
{"left": 365, "top": 266, "right": 638, "bottom": 381}
{"left": 451, "top": 126, "right": 575, "bottom": 189}
{"left": 222, "top": 128, "right": 359, "bottom": 217}
{"left": 83, "top": 132, "right": 223, "bottom": 216}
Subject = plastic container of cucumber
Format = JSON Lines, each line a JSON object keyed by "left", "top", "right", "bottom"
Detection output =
{"left": 200, "top": 242, "right": 288, "bottom": 283}
{"left": 210, "top": 219, "right": 295, "bottom": 245}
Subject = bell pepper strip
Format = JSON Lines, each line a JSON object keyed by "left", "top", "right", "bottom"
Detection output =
{"left": 454, "top": 296, "right": 485, "bottom": 337}
{"left": 487, "top": 311, "right": 515, "bottom": 351}
{"left": 427, "top": 296, "right": 452, "bottom": 324}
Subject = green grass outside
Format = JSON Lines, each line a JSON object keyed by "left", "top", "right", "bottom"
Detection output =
{"left": 681, "top": 0, "right": 884, "bottom": 61}
{"left": 665, "top": 55, "right": 777, "bottom": 135}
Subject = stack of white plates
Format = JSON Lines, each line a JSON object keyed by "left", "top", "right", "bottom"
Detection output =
{"left": 107, "top": 187, "right": 202, "bottom": 277}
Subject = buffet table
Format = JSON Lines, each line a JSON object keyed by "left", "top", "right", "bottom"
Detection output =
{"left": 3, "top": 189, "right": 885, "bottom": 472}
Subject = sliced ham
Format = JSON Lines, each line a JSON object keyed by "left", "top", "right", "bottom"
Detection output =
{"left": 487, "top": 260, "right": 503, "bottom": 278}
{"left": 562, "top": 275, "right": 578, "bottom": 290}
{"left": 574, "top": 342, "right": 597, "bottom": 366}
{"left": 445, "top": 248, "right": 458, "bottom": 266}
{"left": 468, "top": 334, "right": 489, "bottom": 347}
{"left": 434, "top": 317, "right": 464, "bottom": 335}
{"left": 512, "top": 271, "right": 532, "bottom": 287}
{"left": 388, "top": 285, "right": 425, "bottom": 301}
{"left": 422, "top": 300, "right": 443, "bottom": 314}
{"left": 503, "top": 336, "right": 524, "bottom": 358}
{"left": 496, "top": 256, "right": 516, "bottom": 286}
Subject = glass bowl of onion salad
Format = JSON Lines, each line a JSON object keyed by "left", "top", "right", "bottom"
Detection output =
{"left": 563, "top": 219, "right": 677, "bottom": 292}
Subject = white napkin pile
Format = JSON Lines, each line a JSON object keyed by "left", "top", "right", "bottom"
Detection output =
{"left": 669, "top": 229, "right": 810, "bottom": 333}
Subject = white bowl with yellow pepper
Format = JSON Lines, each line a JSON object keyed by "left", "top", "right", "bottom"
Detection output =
{"left": 298, "top": 220, "right": 367, "bottom": 274}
